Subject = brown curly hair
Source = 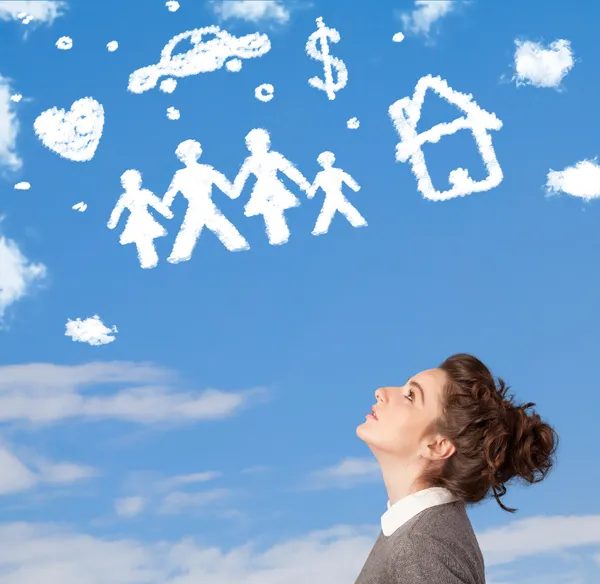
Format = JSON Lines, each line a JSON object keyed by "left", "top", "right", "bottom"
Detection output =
{"left": 418, "top": 353, "right": 559, "bottom": 513}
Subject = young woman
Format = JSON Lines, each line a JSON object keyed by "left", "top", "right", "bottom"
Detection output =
{"left": 355, "top": 353, "right": 558, "bottom": 584}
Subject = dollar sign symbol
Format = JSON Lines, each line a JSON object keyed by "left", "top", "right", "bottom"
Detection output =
{"left": 306, "top": 17, "right": 348, "bottom": 100}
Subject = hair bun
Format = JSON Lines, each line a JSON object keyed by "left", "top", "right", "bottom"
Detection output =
{"left": 433, "top": 353, "right": 559, "bottom": 513}
{"left": 504, "top": 403, "right": 556, "bottom": 485}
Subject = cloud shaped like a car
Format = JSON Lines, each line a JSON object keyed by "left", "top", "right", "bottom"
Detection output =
{"left": 128, "top": 25, "right": 271, "bottom": 94}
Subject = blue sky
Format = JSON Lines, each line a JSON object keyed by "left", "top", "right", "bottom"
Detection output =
{"left": 1, "top": 0, "right": 599, "bottom": 582}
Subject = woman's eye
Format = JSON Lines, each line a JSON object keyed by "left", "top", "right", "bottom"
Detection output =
{"left": 405, "top": 390, "right": 414, "bottom": 401}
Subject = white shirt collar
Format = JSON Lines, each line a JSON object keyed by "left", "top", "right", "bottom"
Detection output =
{"left": 381, "top": 487, "right": 459, "bottom": 536}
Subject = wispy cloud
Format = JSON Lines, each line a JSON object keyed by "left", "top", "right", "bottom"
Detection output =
{"left": 0, "top": 1, "right": 66, "bottom": 25}
{"left": 299, "top": 456, "right": 380, "bottom": 490}
{"left": 116, "top": 469, "right": 228, "bottom": 517}
{"left": 396, "top": 0, "right": 464, "bottom": 39}
{"left": 0, "top": 361, "right": 268, "bottom": 425}
{"left": 157, "top": 487, "right": 230, "bottom": 515}
{"left": 0, "top": 513, "right": 599, "bottom": 582}
{"left": 209, "top": 0, "right": 291, "bottom": 24}
{"left": 545, "top": 158, "right": 600, "bottom": 201}
{"left": 512, "top": 39, "right": 575, "bottom": 89}
{"left": 156, "top": 471, "right": 222, "bottom": 491}
{"left": 240, "top": 465, "right": 271, "bottom": 474}
{"left": 478, "top": 514, "right": 600, "bottom": 567}
{"left": 0, "top": 443, "right": 98, "bottom": 495}
{"left": 0, "top": 75, "right": 22, "bottom": 171}
{"left": 114, "top": 496, "right": 146, "bottom": 518}
{"left": 0, "top": 219, "right": 47, "bottom": 326}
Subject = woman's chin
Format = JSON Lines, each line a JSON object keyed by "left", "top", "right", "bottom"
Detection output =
{"left": 356, "top": 422, "right": 370, "bottom": 441}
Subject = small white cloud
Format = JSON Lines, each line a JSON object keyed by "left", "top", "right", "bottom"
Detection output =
{"left": 117, "top": 469, "right": 224, "bottom": 517}
{"left": 157, "top": 471, "right": 221, "bottom": 492}
{"left": 0, "top": 221, "right": 46, "bottom": 324}
{"left": 0, "top": 444, "right": 97, "bottom": 495}
{"left": 210, "top": 0, "right": 290, "bottom": 24}
{"left": 0, "top": 74, "right": 22, "bottom": 171}
{"left": 65, "top": 314, "right": 118, "bottom": 346}
{"left": 392, "top": 32, "right": 405, "bottom": 43}
{"left": 72, "top": 201, "right": 87, "bottom": 212}
{"left": 347, "top": 117, "right": 360, "bottom": 129}
{"left": 0, "top": 1, "right": 66, "bottom": 24}
{"left": 13, "top": 181, "right": 30, "bottom": 190}
{"left": 34, "top": 460, "right": 98, "bottom": 484}
{"left": 165, "top": 0, "right": 180, "bottom": 12}
{"left": 55, "top": 35, "right": 72, "bottom": 50}
{"left": 157, "top": 488, "right": 230, "bottom": 515}
{"left": 10, "top": 93, "right": 22, "bottom": 103}
{"left": 398, "top": 0, "right": 459, "bottom": 38}
{"left": 302, "top": 457, "right": 381, "bottom": 490}
{"left": 513, "top": 39, "right": 574, "bottom": 88}
{"left": 106, "top": 40, "right": 118, "bottom": 52}
{"left": 115, "top": 496, "right": 146, "bottom": 517}
{"left": 0, "top": 446, "right": 37, "bottom": 494}
{"left": 546, "top": 158, "right": 600, "bottom": 200}
{"left": 166, "top": 106, "right": 180, "bottom": 120}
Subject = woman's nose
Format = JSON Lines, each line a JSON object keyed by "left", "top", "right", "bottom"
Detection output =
{"left": 374, "top": 388, "right": 385, "bottom": 402}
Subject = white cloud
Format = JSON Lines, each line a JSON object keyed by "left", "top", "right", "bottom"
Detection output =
{"left": 157, "top": 487, "right": 230, "bottom": 515}
{"left": 513, "top": 39, "right": 574, "bottom": 88}
{"left": 116, "top": 470, "right": 224, "bottom": 517}
{"left": 0, "top": 361, "right": 170, "bottom": 388}
{"left": 397, "top": 0, "right": 461, "bottom": 38}
{"left": 34, "top": 459, "right": 98, "bottom": 485}
{"left": 0, "top": 74, "right": 22, "bottom": 171}
{"left": 65, "top": 315, "right": 118, "bottom": 346}
{"left": 0, "top": 447, "right": 37, "bottom": 494}
{"left": 0, "top": 444, "right": 98, "bottom": 495}
{"left": 156, "top": 471, "right": 222, "bottom": 491}
{"left": 114, "top": 496, "right": 146, "bottom": 518}
{"left": 0, "top": 1, "right": 66, "bottom": 24}
{"left": 0, "top": 513, "right": 599, "bottom": 583}
{"left": 210, "top": 0, "right": 290, "bottom": 24}
{"left": 478, "top": 514, "right": 600, "bottom": 567}
{"left": 0, "top": 220, "right": 46, "bottom": 324}
{"left": 240, "top": 465, "right": 271, "bottom": 474}
{"left": 301, "top": 457, "right": 380, "bottom": 490}
{"left": 0, "top": 361, "right": 267, "bottom": 424}
{"left": 546, "top": 158, "right": 600, "bottom": 200}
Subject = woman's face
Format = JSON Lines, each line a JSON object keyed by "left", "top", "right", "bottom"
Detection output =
{"left": 356, "top": 368, "right": 448, "bottom": 461}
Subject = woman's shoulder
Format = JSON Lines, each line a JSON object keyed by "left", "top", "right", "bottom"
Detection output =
{"left": 408, "top": 501, "right": 475, "bottom": 539}
{"left": 393, "top": 502, "right": 485, "bottom": 582}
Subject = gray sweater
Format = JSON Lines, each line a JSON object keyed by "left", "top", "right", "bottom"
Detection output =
{"left": 354, "top": 501, "right": 485, "bottom": 584}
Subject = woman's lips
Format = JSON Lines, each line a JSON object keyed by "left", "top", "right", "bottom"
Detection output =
{"left": 366, "top": 413, "right": 378, "bottom": 421}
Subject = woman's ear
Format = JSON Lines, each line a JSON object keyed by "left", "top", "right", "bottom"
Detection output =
{"left": 423, "top": 436, "right": 455, "bottom": 461}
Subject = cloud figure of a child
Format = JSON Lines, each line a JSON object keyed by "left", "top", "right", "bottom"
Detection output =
{"left": 307, "top": 151, "right": 366, "bottom": 236}
{"left": 107, "top": 169, "right": 173, "bottom": 269}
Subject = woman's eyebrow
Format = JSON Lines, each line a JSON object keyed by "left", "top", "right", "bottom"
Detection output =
{"left": 407, "top": 379, "right": 425, "bottom": 404}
